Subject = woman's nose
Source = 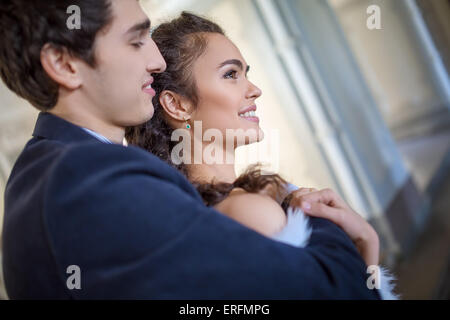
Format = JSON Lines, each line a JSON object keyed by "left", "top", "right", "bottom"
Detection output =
{"left": 247, "top": 80, "right": 262, "bottom": 99}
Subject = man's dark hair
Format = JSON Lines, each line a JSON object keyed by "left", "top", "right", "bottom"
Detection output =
{"left": 0, "top": 0, "right": 113, "bottom": 110}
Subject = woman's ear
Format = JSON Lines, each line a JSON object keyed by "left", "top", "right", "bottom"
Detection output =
{"left": 40, "top": 44, "right": 82, "bottom": 90}
{"left": 159, "top": 90, "right": 193, "bottom": 121}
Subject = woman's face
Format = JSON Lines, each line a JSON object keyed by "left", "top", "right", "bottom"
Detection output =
{"left": 190, "top": 33, "right": 263, "bottom": 148}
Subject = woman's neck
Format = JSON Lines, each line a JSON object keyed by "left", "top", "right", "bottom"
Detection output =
{"left": 187, "top": 142, "right": 237, "bottom": 184}
{"left": 188, "top": 162, "right": 237, "bottom": 184}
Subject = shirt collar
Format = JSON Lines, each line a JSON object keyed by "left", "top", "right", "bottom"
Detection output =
{"left": 81, "top": 127, "right": 113, "bottom": 144}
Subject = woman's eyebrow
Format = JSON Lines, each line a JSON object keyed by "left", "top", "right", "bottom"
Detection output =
{"left": 218, "top": 59, "right": 244, "bottom": 70}
{"left": 218, "top": 59, "right": 250, "bottom": 74}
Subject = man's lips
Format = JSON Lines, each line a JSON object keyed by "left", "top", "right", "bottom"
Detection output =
{"left": 142, "top": 78, "right": 155, "bottom": 97}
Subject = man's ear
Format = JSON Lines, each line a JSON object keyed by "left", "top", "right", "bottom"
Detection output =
{"left": 40, "top": 44, "right": 82, "bottom": 90}
{"left": 159, "top": 90, "right": 193, "bottom": 122}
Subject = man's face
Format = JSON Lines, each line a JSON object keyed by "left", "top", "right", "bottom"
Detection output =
{"left": 78, "top": 0, "right": 166, "bottom": 129}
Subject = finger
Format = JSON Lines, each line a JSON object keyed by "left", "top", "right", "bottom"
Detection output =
{"left": 296, "top": 188, "right": 345, "bottom": 209}
{"left": 303, "top": 201, "right": 343, "bottom": 226}
{"left": 290, "top": 188, "right": 318, "bottom": 201}
{"left": 293, "top": 187, "right": 317, "bottom": 197}
{"left": 280, "top": 188, "right": 313, "bottom": 212}
{"left": 289, "top": 189, "right": 321, "bottom": 208}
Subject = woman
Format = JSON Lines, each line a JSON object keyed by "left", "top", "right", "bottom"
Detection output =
{"left": 126, "top": 12, "right": 397, "bottom": 296}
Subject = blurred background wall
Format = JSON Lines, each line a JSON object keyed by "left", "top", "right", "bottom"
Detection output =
{"left": 0, "top": 0, "right": 449, "bottom": 299}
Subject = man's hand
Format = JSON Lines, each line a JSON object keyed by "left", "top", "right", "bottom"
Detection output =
{"left": 287, "top": 187, "right": 380, "bottom": 266}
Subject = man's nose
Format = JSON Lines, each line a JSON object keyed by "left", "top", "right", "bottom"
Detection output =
{"left": 146, "top": 39, "right": 167, "bottom": 74}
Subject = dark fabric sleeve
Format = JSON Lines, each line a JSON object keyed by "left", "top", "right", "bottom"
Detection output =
{"left": 43, "top": 143, "right": 381, "bottom": 299}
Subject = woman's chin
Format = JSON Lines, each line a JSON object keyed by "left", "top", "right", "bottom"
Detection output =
{"left": 242, "top": 128, "right": 265, "bottom": 145}
{"left": 257, "top": 127, "right": 265, "bottom": 142}
{"left": 249, "top": 123, "right": 264, "bottom": 143}
{"left": 243, "top": 123, "right": 264, "bottom": 143}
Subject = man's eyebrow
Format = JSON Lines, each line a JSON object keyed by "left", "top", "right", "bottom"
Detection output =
{"left": 218, "top": 59, "right": 250, "bottom": 73}
{"left": 125, "top": 19, "right": 151, "bottom": 35}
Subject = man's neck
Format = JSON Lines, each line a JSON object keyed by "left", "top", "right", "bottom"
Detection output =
{"left": 49, "top": 105, "right": 125, "bottom": 144}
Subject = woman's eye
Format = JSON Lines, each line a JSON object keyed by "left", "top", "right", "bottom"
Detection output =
{"left": 224, "top": 70, "right": 238, "bottom": 79}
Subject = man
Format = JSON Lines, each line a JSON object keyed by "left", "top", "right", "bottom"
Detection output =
{"left": 0, "top": 0, "right": 382, "bottom": 299}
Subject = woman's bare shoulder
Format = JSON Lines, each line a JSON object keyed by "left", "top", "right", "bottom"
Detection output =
{"left": 214, "top": 188, "right": 287, "bottom": 236}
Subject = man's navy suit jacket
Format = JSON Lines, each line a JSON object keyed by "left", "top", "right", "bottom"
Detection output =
{"left": 2, "top": 112, "right": 381, "bottom": 299}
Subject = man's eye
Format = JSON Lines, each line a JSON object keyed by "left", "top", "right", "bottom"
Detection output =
{"left": 224, "top": 70, "right": 238, "bottom": 79}
{"left": 131, "top": 41, "right": 144, "bottom": 48}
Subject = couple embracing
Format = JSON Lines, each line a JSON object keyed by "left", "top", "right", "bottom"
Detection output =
{"left": 0, "top": 0, "right": 397, "bottom": 299}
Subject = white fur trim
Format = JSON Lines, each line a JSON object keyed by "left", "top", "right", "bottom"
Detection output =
{"left": 277, "top": 183, "right": 400, "bottom": 299}
{"left": 377, "top": 266, "right": 401, "bottom": 300}
{"left": 285, "top": 183, "right": 300, "bottom": 193}
{"left": 272, "top": 207, "right": 312, "bottom": 248}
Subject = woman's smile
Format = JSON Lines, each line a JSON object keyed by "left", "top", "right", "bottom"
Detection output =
{"left": 238, "top": 105, "right": 259, "bottom": 122}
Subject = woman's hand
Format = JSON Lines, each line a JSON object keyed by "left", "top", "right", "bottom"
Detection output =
{"left": 287, "top": 187, "right": 380, "bottom": 266}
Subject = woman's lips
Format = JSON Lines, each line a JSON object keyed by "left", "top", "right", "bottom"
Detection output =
{"left": 238, "top": 105, "right": 259, "bottom": 122}
{"left": 238, "top": 105, "right": 257, "bottom": 114}
{"left": 239, "top": 115, "right": 260, "bottom": 123}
